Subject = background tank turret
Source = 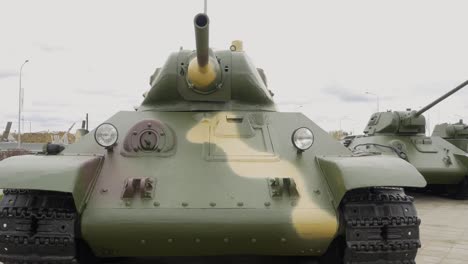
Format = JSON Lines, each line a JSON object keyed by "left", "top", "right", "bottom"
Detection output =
{"left": 432, "top": 119, "right": 468, "bottom": 152}
{"left": 0, "top": 13, "right": 426, "bottom": 264}
{"left": 349, "top": 80, "right": 468, "bottom": 198}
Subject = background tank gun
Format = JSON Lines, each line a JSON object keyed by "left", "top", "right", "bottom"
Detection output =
{"left": 365, "top": 80, "right": 468, "bottom": 136}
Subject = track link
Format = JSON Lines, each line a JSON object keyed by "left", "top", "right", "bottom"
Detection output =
{"left": 0, "top": 189, "right": 77, "bottom": 264}
{"left": 341, "top": 188, "right": 421, "bottom": 264}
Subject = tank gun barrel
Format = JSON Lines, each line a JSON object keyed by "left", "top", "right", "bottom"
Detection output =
{"left": 187, "top": 13, "right": 219, "bottom": 91}
{"left": 194, "top": 13, "right": 210, "bottom": 67}
{"left": 414, "top": 80, "right": 468, "bottom": 117}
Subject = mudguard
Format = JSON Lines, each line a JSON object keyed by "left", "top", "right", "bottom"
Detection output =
{"left": 317, "top": 155, "right": 427, "bottom": 207}
{"left": 0, "top": 154, "right": 103, "bottom": 212}
{"left": 454, "top": 153, "right": 468, "bottom": 170}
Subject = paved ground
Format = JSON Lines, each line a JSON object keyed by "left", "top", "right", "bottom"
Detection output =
{"left": 412, "top": 192, "right": 468, "bottom": 264}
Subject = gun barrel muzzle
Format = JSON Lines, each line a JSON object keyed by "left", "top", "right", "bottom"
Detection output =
{"left": 194, "top": 13, "right": 209, "bottom": 67}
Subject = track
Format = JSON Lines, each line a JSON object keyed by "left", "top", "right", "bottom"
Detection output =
{"left": 0, "top": 190, "right": 77, "bottom": 264}
{"left": 341, "top": 188, "right": 421, "bottom": 264}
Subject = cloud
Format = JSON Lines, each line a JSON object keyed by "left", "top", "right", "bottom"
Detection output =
{"left": 23, "top": 115, "right": 73, "bottom": 129}
{"left": 29, "top": 100, "right": 69, "bottom": 109}
{"left": 74, "top": 88, "right": 113, "bottom": 96}
{"left": 322, "top": 84, "right": 372, "bottom": 102}
{"left": 413, "top": 80, "right": 465, "bottom": 94}
{"left": 0, "top": 70, "right": 18, "bottom": 79}
{"left": 73, "top": 87, "right": 133, "bottom": 97}
{"left": 36, "top": 43, "right": 65, "bottom": 53}
{"left": 275, "top": 98, "right": 316, "bottom": 106}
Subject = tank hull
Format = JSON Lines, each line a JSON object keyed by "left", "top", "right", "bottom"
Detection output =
{"left": 446, "top": 139, "right": 468, "bottom": 153}
{"left": 71, "top": 111, "right": 345, "bottom": 256}
{"left": 67, "top": 111, "right": 423, "bottom": 257}
{"left": 0, "top": 111, "right": 426, "bottom": 261}
{"left": 349, "top": 135, "right": 468, "bottom": 185}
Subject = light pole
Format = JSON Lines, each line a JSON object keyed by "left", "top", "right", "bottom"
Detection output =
{"left": 18, "top": 59, "right": 29, "bottom": 149}
{"left": 365, "top": 91, "right": 380, "bottom": 112}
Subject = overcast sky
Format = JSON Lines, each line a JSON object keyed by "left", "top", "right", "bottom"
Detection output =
{"left": 1, "top": 0, "right": 468, "bottom": 135}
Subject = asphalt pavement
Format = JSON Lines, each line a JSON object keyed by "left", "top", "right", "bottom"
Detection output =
{"left": 413, "top": 192, "right": 468, "bottom": 264}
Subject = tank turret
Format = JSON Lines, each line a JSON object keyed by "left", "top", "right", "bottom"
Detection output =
{"left": 141, "top": 13, "right": 275, "bottom": 112}
{"left": 365, "top": 80, "right": 468, "bottom": 135}
{"left": 432, "top": 120, "right": 468, "bottom": 152}
{"left": 433, "top": 120, "right": 468, "bottom": 138}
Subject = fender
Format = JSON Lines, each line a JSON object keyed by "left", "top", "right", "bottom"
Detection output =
{"left": 317, "top": 155, "right": 427, "bottom": 208}
{"left": 454, "top": 153, "right": 468, "bottom": 170}
{"left": 0, "top": 154, "right": 103, "bottom": 212}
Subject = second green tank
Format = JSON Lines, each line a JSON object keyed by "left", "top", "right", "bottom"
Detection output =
{"left": 432, "top": 119, "right": 468, "bottom": 152}
{"left": 349, "top": 80, "right": 468, "bottom": 199}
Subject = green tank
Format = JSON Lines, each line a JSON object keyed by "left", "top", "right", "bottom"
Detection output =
{"left": 432, "top": 119, "right": 468, "bottom": 152}
{"left": 349, "top": 80, "right": 468, "bottom": 199}
{"left": 0, "top": 14, "right": 426, "bottom": 264}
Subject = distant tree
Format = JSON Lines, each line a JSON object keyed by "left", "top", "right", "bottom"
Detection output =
{"left": 0, "top": 149, "right": 32, "bottom": 161}
{"left": 9, "top": 132, "right": 76, "bottom": 143}
{"left": 329, "top": 130, "right": 351, "bottom": 140}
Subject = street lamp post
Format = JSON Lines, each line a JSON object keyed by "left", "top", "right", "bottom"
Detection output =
{"left": 18, "top": 60, "right": 29, "bottom": 149}
{"left": 365, "top": 91, "right": 380, "bottom": 112}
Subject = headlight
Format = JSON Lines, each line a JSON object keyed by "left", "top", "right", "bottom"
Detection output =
{"left": 292, "top": 127, "right": 314, "bottom": 151}
{"left": 95, "top": 123, "right": 118, "bottom": 148}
